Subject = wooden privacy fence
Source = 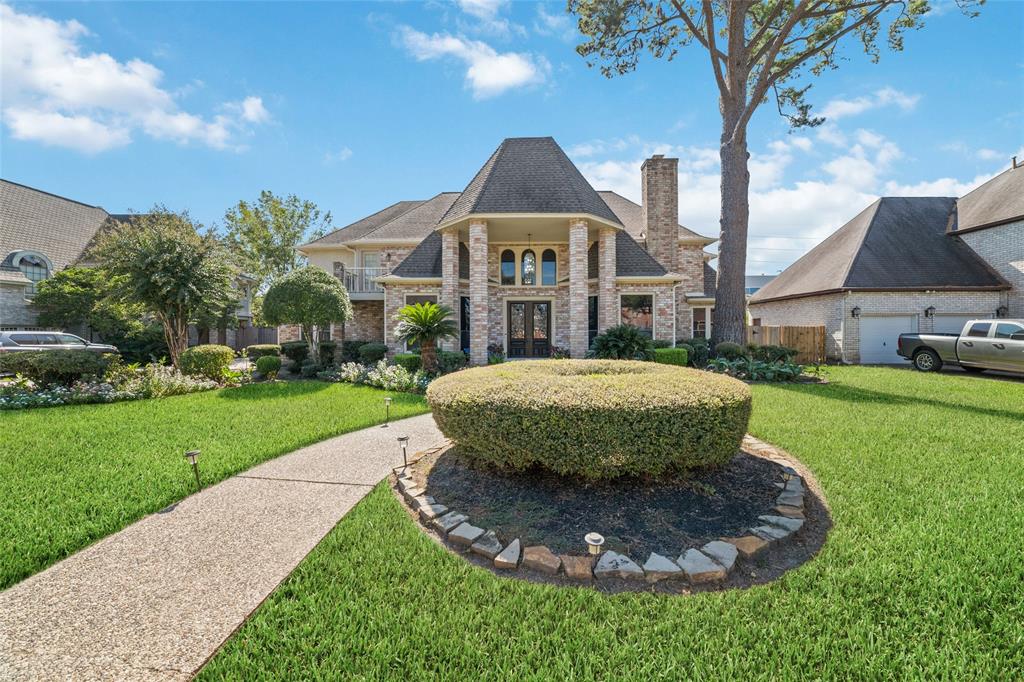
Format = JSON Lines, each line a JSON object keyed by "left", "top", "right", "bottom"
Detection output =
{"left": 746, "top": 325, "right": 826, "bottom": 364}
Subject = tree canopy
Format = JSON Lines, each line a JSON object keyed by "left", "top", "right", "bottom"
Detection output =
{"left": 223, "top": 191, "right": 331, "bottom": 291}
{"left": 91, "top": 207, "right": 239, "bottom": 366}
{"left": 570, "top": 0, "right": 981, "bottom": 345}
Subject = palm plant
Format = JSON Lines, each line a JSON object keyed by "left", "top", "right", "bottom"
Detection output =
{"left": 393, "top": 302, "right": 458, "bottom": 374}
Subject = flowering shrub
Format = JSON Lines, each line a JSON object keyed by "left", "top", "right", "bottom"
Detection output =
{"left": 706, "top": 357, "right": 805, "bottom": 382}
{"left": 318, "top": 360, "right": 430, "bottom": 394}
{"left": 0, "top": 364, "right": 218, "bottom": 410}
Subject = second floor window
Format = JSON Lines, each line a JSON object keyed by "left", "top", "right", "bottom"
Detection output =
{"left": 521, "top": 249, "right": 536, "bottom": 285}
{"left": 500, "top": 249, "right": 515, "bottom": 285}
{"left": 541, "top": 249, "right": 556, "bottom": 286}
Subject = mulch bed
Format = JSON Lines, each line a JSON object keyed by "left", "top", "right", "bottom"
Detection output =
{"left": 419, "top": 448, "right": 785, "bottom": 559}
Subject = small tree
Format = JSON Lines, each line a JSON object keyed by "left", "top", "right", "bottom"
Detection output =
{"left": 262, "top": 266, "right": 352, "bottom": 363}
{"left": 223, "top": 191, "right": 331, "bottom": 291}
{"left": 393, "top": 302, "right": 458, "bottom": 374}
{"left": 91, "top": 207, "right": 238, "bottom": 367}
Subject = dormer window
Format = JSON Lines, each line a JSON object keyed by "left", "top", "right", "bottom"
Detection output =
{"left": 10, "top": 252, "right": 51, "bottom": 296}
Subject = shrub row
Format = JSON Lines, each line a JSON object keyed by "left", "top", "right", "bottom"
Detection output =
{"left": 653, "top": 347, "right": 688, "bottom": 366}
{"left": 245, "top": 344, "right": 280, "bottom": 360}
{"left": 428, "top": 360, "right": 752, "bottom": 480}
{"left": 0, "top": 350, "right": 117, "bottom": 386}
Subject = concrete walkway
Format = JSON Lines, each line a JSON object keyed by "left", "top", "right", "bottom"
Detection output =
{"left": 0, "top": 414, "right": 443, "bottom": 682}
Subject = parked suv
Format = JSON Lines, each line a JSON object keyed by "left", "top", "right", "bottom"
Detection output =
{"left": 0, "top": 331, "right": 118, "bottom": 354}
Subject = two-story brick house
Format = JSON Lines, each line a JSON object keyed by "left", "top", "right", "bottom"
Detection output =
{"left": 748, "top": 163, "right": 1022, "bottom": 363}
{"left": 294, "top": 137, "right": 717, "bottom": 364}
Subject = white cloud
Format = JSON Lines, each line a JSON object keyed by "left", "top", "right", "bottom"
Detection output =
{"left": 396, "top": 26, "right": 548, "bottom": 99}
{"left": 975, "top": 148, "right": 1002, "bottom": 161}
{"left": 0, "top": 4, "right": 269, "bottom": 153}
{"left": 3, "top": 108, "right": 131, "bottom": 153}
{"left": 820, "top": 86, "right": 920, "bottom": 121}
{"left": 323, "top": 146, "right": 353, "bottom": 164}
{"left": 573, "top": 126, "right": 1008, "bottom": 274}
{"left": 453, "top": 0, "right": 524, "bottom": 38}
{"left": 534, "top": 4, "right": 576, "bottom": 42}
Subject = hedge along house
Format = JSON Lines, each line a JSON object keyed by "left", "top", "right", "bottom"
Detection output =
{"left": 748, "top": 163, "right": 1022, "bottom": 364}
{"left": 294, "top": 137, "right": 718, "bottom": 364}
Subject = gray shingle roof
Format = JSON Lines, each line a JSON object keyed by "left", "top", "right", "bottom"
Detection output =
{"left": 615, "top": 231, "right": 667, "bottom": 276}
{"left": 440, "top": 137, "right": 622, "bottom": 226}
{"left": 351, "top": 193, "right": 459, "bottom": 242}
{"left": 597, "top": 190, "right": 711, "bottom": 243}
{"left": 703, "top": 262, "right": 718, "bottom": 298}
{"left": 303, "top": 200, "right": 425, "bottom": 246}
{"left": 1, "top": 179, "right": 112, "bottom": 272}
{"left": 952, "top": 165, "right": 1024, "bottom": 233}
{"left": 750, "top": 197, "right": 1009, "bottom": 304}
{"left": 390, "top": 231, "right": 442, "bottom": 278}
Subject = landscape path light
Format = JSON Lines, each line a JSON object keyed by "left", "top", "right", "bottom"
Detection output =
{"left": 397, "top": 436, "right": 410, "bottom": 469}
{"left": 383, "top": 396, "right": 392, "bottom": 427}
{"left": 585, "top": 532, "right": 605, "bottom": 556}
{"left": 184, "top": 450, "right": 202, "bottom": 491}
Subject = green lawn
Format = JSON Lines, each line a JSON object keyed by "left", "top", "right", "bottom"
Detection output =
{"left": 0, "top": 382, "right": 428, "bottom": 590}
{"left": 200, "top": 367, "right": 1024, "bottom": 679}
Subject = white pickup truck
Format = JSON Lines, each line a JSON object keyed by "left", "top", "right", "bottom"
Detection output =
{"left": 897, "top": 319, "right": 1024, "bottom": 373}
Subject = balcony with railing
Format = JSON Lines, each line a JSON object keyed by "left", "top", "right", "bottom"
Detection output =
{"left": 339, "top": 266, "right": 385, "bottom": 298}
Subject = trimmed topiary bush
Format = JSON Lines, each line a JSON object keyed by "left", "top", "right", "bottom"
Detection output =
{"left": 341, "top": 340, "right": 369, "bottom": 363}
{"left": 245, "top": 344, "right": 280, "bottom": 360}
{"left": 651, "top": 338, "right": 672, "bottom": 349}
{"left": 255, "top": 354, "right": 282, "bottom": 379}
{"left": 437, "top": 350, "right": 468, "bottom": 374}
{"left": 714, "top": 341, "right": 745, "bottom": 360}
{"left": 393, "top": 352, "right": 421, "bottom": 372}
{"left": 589, "top": 324, "right": 655, "bottom": 360}
{"left": 428, "top": 360, "right": 751, "bottom": 480}
{"left": 0, "top": 350, "right": 117, "bottom": 386}
{"left": 653, "top": 347, "right": 689, "bottom": 366}
{"left": 359, "top": 342, "right": 387, "bottom": 364}
{"left": 178, "top": 344, "right": 234, "bottom": 381}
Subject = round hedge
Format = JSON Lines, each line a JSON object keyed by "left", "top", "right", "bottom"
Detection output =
{"left": 427, "top": 360, "right": 752, "bottom": 480}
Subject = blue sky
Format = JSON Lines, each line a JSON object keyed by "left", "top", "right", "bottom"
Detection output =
{"left": 2, "top": 0, "right": 1022, "bottom": 274}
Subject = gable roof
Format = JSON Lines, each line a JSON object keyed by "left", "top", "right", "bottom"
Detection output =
{"left": 750, "top": 197, "right": 1009, "bottom": 304}
{"left": 440, "top": 137, "right": 622, "bottom": 227}
{"left": 597, "top": 191, "right": 712, "bottom": 244}
{"left": 1, "top": 179, "right": 112, "bottom": 272}
{"left": 951, "top": 165, "right": 1024, "bottom": 233}
{"left": 303, "top": 200, "right": 425, "bottom": 247}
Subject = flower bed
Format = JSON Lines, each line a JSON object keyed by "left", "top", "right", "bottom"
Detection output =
{"left": 1, "top": 364, "right": 218, "bottom": 410}
{"left": 318, "top": 360, "right": 431, "bottom": 394}
{"left": 427, "top": 360, "right": 752, "bottom": 480}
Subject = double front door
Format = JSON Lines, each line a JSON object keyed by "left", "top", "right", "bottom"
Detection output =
{"left": 508, "top": 301, "right": 550, "bottom": 358}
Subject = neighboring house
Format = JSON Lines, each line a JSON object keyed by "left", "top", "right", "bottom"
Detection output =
{"left": 745, "top": 274, "right": 776, "bottom": 297}
{"left": 748, "top": 163, "right": 1022, "bottom": 364}
{"left": 293, "top": 137, "right": 718, "bottom": 363}
{"left": 0, "top": 179, "right": 258, "bottom": 348}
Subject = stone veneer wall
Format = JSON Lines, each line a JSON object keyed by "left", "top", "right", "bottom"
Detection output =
{"left": 959, "top": 220, "right": 1023, "bottom": 317}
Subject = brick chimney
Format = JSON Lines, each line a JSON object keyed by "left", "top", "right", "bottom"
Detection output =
{"left": 641, "top": 154, "right": 679, "bottom": 273}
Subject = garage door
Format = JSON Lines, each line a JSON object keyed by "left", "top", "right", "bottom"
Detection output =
{"left": 933, "top": 315, "right": 976, "bottom": 334}
{"left": 859, "top": 315, "right": 916, "bottom": 364}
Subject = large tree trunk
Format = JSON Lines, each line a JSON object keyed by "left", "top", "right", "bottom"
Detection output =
{"left": 712, "top": 106, "right": 751, "bottom": 348}
{"left": 304, "top": 324, "right": 317, "bottom": 364}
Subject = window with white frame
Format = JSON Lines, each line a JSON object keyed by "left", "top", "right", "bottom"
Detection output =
{"left": 16, "top": 253, "right": 49, "bottom": 296}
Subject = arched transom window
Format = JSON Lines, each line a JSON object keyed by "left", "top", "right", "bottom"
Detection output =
{"left": 541, "top": 249, "right": 556, "bottom": 286}
{"left": 11, "top": 252, "right": 51, "bottom": 296}
{"left": 521, "top": 249, "right": 536, "bottom": 285}
{"left": 498, "top": 247, "right": 559, "bottom": 286}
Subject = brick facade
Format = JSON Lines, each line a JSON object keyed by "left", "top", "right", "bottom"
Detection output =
{"left": 341, "top": 300, "right": 385, "bottom": 343}
{"left": 598, "top": 228, "right": 617, "bottom": 332}
{"left": 749, "top": 290, "right": 1006, "bottom": 363}
{"left": 0, "top": 281, "right": 36, "bottom": 328}
{"left": 641, "top": 155, "right": 679, "bottom": 274}
{"left": 468, "top": 220, "right": 489, "bottom": 365}
{"left": 439, "top": 228, "right": 460, "bottom": 351}
{"left": 960, "top": 220, "right": 1023, "bottom": 317}
{"left": 568, "top": 219, "right": 589, "bottom": 357}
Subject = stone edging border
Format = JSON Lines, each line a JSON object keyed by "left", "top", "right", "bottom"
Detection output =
{"left": 395, "top": 436, "right": 810, "bottom": 586}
